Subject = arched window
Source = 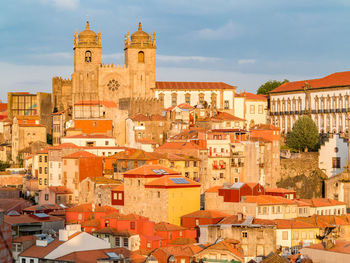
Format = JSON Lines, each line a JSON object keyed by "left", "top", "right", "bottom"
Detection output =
{"left": 85, "top": 50, "right": 92, "bottom": 63}
{"left": 138, "top": 51, "right": 145, "bottom": 63}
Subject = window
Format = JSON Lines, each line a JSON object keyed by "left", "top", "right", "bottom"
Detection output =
{"left": 332, "top": 157, "right": 341, "bottom": 168}
{"left": 171, "top": 93, "right": 177, "bottom": 107}
{"left": 157, "top": 191, "right": 160, "bottom": 198}
{"left": 123, "top": 237, "right": 128, "bottom": 247}
{"left": 138, "top": 180, "right": 141, "bottom": 186}
{"left": 39, "top": 178, "right": 42, "bottom": 185}
{"left": 282, "top": 231, "right": 288, "bottom": 240}
{"left": 250, "top": 105, "right": 255, "bottom": 114}
{"left": 39, "top": 167, "right": 42, "bottom": 174}
{"left": 242, "top": 231, "right": 248, "bottom": 238}
{"left": 44, "top": 179, "right": 47, "bottom": 185}
{"left": 45, "top": 194, "right": 49, "bottom": 201}
{"left": 193, "top": 161, "right": 197, "bottom": 167}
{"left": 158, "top": 93, "right": 165, "bottom": 102}
{"left": 115, "top": 237, "right": 120, "bottom": 247}
{"left": 185, "top": 161, "right": 189, "bottom": 168}
{"left": 224, "top": 100, "right": 229, "bottom": 109}
{"left": 147, "top": 242, "right": 151, "bottom": 248}
{"left": 45, "top": 156, "right": 48, "bottom": 162}
{"left": 195, "top": 219, "right": 199, "bottom": 226}
{"left": 118, "top": 193, "right": 122, "bottom": 200}
{"left": 85, "top": 50, "right": 92, "bottom": 62}
{"left": 39, "top": 156, "right": 42, "bottom": 162}
{"left": 21, "top": 258, "right": 26, "bottom": 263}
{"left": 30, "top": 259, "right": 34, "bottom": 263}
{"left": 105, "top": 141, "right": 109, "bottom": 146}
{"left": 130, "top": 222, "right": 135, "bottom": 230}
{"left": 44, "top": 167, "right": 48, "bottom": 174}
{"left": 138, "top": 51, "right": 145, "bottom": 63}
{"left": 199, "top": 93, "right": 205, "bottom": 104}
{"left": 105, "top": 219, "right": 110, "bottom": 227}
{"left": 185, "top": 93, "right": 191, "bottom": 105}
{"left": 258, "top": 105, "right": 263, "bottom": 114}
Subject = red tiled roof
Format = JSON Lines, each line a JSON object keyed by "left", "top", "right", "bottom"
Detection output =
{"left": 102, "top": 212, "right": 144, "bottom": 221}
{"left": 205, "top": 186, "right": 221, "bottom": 193}
{"left": 182, "top": 210, "right": 229, "bottom": 219}
{"left": 156, "top": 81, "right": 236, "bottom": 90}
{"left": 177, "top": 103, "right": 194, "bottom": 110}
{"left": 66, "top": 204, "right": 118, "bottom": 213}
{"left": 19, "top": 239, "right": 64, "bottom": 258}
{"left": 145, "top": 175, "right": 201, "bottom": 188}
{"left": 197, "top": 239, "right": 243, "bottom": 259}
{"left": 297, "top": 198, "right": 346, "bottom": 207}
{"left": 48, "top": 143, "right": 81, "bottom": 150}
{"left": 56, "top": 248, "right": 136, "bottom": 262}
{"left": 63, "top": 134, "right": 114, "bottom": 139}
{"left": 251, "top": 124, "right": 280, "bottom": 131}
{"left": 4, "top": 214, "right": 63, "bottom": 225}
{"left": 236, "top": 92, "right": 267, "bottom": 100}
{"left": 155, "top": 222, "right": 185, "bottom": 231}
{"left": 304, "top": 240, "right": 350, "bottom": 254}
{"left": 270, "top": 71, "right": 350, "bottom": 93}
{"left": 136, "top": 138, "right": 158, "bottom": 145}
{"left": 123, "top": 165, "right": 180, "bottom": 177}
{"left": 275, "top": 219, "right": 317, "bottom": 229}
{"left": 245, "top": 195, "right": 297, "bottom": 205}
{"left": 211, "top": 112, "right": 245, "bottom": 122}
{"left": 63, "top": 151, "right": 97, "bottom": 159}
{"left": 130, "top": 113, "right": 150, "bottom": 121}
{"left": 48, "top": 186, "right": 72, "bottom": 194}
{"left": 219, "top": 215, "right": 276, "bottom": 225}
{"left": 265, "top": 188, "right": 296, "bottom": 194}
{"left": 74, "top": 100, "right": 117, "bottom": 108}
{"left": 156, "top": 141, "right": 205, "bottom": 150}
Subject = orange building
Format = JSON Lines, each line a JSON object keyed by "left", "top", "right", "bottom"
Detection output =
{"left": 74, "top": 119, "right": 113, "bottom": 136}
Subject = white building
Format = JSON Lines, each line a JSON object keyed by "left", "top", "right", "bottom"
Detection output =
{"left": 154, "top": 81, "right": 236, "bottom": 114}
{"left": 61, "top": 134, "right": 116, "bottom": 147}
{"left": 319, "top": 134, "right": 348, "bottom": 178}
{"left": 270, "top": 71, "right": 350, "bottom": 134}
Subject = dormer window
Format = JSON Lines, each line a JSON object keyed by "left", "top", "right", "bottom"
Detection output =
{"left": 85, "top": 50, "right": 92, "bottom": 63}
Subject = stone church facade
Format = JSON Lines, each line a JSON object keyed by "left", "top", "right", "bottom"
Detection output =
{"left": 52, "top": 21, "right": 157, "bottom": 118}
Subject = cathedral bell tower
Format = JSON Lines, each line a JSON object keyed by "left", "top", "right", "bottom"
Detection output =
{"left": 72, "top": 21, "right": 102, "bottom": 106}
{"left": 124, "top": 22, "right": 156, "bottom": 98}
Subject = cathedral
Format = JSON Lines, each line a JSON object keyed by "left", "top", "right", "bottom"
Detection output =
{"left": 52, "top": 21, "right": 157, "bottom": 117}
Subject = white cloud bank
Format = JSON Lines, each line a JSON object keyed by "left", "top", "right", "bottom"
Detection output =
{"left": 195, "top": 20, "right": 241, "bottom": 40}
{"left": 40, "top": 0, "right": 80, "bottom": 10}
{"left": 238, "top": 59, "right": 256, "bottom": 65}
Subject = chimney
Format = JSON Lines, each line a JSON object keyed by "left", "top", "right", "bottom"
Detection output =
{"left": 92, "top": 203, "right": 96, "bottom": 212}
{"left": 237, "top": 213, "right": 243, "bottom": 221}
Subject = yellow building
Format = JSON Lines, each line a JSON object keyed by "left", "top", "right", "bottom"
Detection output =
{"left": 159, "top": 153, "right": 200, "bottom": 182}
{"left": 123, "top": 165, "right": 201, "bottom": 225}
{"left": 37, "top": 149, "right": 49, "bottom": 190}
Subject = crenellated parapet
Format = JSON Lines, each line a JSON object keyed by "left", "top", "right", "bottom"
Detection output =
{"left": 100, "top": 64, "right": 127, "bottom": 69}
{"left": 52, "top": 76, "right": 72, "bottom": 85}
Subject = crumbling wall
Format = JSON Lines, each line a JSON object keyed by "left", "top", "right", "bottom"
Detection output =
{"left": 278, "top": 152, "right": 327, "bottom": 198}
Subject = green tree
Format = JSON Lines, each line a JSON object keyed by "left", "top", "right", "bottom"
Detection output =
{"left": 0, "top": 161, "right": 10, "bottom": 171}
{"left": 286, "top": 117, "right": 320, "bottom": 151}
{"left": 257, "top": 79, "right": 289, "bottom": 95}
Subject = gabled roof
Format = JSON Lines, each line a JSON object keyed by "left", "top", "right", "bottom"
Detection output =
{"left": 19, "top": 239, "right": 64, "bottom": 258}
{"left": 48, "top": 186, "right": 72, "bottom": 194}
{"left": 275, "top": 219, "right": 317, "bottom": 229}
{"left": 156, "top": 141, "right": 205, "bottom": 150}
{"left": 210, "top": 112, "right": 245, "bottom": 122}
{"left": 270, "top": 71, "right": 350, "bottom": 93}
{"left": 145, "top": 175, "right": 201, "bottom": 188}
{"left": 265, "top": 188, "right": 295, "bottom": 194}
{"left": 236, "top": 92, "right": 267, "bottom": 100}
{"left": 110, "top": 149, "right": 163, "bottom": 160}
{"left": 195, "top": 239, "right": 243, "bottom": 260}
{"left": 66, "top": 204, "right": 118, "bottom": 213}
{"left": 156, "top": 81, "right": 236, "bottom": 90}
{"left": 154, "top": 222, "right": 185, "bottom": 231}
{"left": 303, "top": 240, "right": 350, "bottom": 254}
{"left": 123, "top": 165, "right": 180, "bottom": 177}
{"left": 63, "top": 151, "right": 97, "bottom": 159}
{"left": 297, "top": 198, "right": 346, "bottom": 207}
{"left": 181, "top": 210, "right": 229, "bottom": 219}
{"left": 244, "top": 195, "right": 297, "bottom": 205}
{"left": 63, "top": 134, "right": 114, "bottom": 139}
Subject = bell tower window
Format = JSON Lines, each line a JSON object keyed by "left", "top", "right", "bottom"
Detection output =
{"left": 85, "top": 50, "right": 92, "bottom": 63}
{"left": 138, "top": 51, "right": 145, "bottom": 63}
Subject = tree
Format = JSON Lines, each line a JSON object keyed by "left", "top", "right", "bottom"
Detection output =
{"left": 257, "top": 79, "right": 289, "bottom": 95}
{"left": 286, "top": 117, "right": 320, "bottom": 151}
{"left": 0, "top": 161, "right": 10, "bottom": 171}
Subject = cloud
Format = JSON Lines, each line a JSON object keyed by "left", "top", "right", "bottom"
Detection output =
{"left": 157, "top": 55, "right": 221, "bottom": 63}
{"left": 32, "top": 52, "right": 72, "bottom": 60}
{"left": 40, "top": 0, "right": 80, "bottom": 10}
{"left": 102, "top": 53, "right": 124, "bottom": 60}
{"left": 195, "top": 20, "right": 241, "bottom": 40}
{"left": 238, "top": 59, "right": 256, "bottom": 65}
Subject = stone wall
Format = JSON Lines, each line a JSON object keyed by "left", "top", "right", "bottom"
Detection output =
{"left": 278, "top": 152, "right": 327, "bottom": 198}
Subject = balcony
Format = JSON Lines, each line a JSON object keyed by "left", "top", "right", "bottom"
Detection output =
{"left": 212, "top": 164, "right": 226, "bottom": 170}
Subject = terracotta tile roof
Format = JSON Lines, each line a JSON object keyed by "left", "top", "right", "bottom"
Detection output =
{"left": 123, "top": 165, "right": 180, "bottom": 177}
{"left": 5, "top": 214, "right": 63, "bottom": 225}
{"left": 111, "top": 184, "right": 124, "bottom": 191}
{"left": 198, "top": 239, "right": 244, "bottom": 259}
{"left": 110, "top": 149, "right": 163, "bottom": 161}
{"left": 236, "top": 92, "right": 267, "bottom": 100}
{"left": 74, "top": 100, "right": 117, "bottom": 108}
{"left": 56, "top": 247, "right": 135, "bottom": 262}
{"left": 63, "top": 134, "right": 114, "bottom": 139}
{"left": 304, "top": 240, "right": 350, "bottom": 254}
{"left": 136, "top": 138, "right": 158, "bottom": 145}
{"left": 260, "top": 253, "right": 290, "bottom": 263}
{"left": 168, "top": 237, "right": 197, "bottom": 245}
{"left": 245, "top": 195, "right": 297, "bottom": 205}
{"left": 162, "top": 153, "right": 199, "bottom": 161}
{"left": 294, "top": 215, "right": 350, "bottom": 228}
{"left": 150, "top": 114, "right": 166, "bottom": 121}
{"left": 152, "top": 245, "right": 200, "bottom": 262}
{"left": 48, "top": 186, "right": 72, "bottom": 194}
{"left": 297, "top": 198, "right": 346, "bottom": 207}
{"left": 210, "top": 112, "right": 245, "bottom": 122}
{"left": 0, "top": 198, "right": 31, "bottom": 213}
{"left": 156, "top": 141, "right": 205, "bottom": 150}
{"left": 251, "top": 124, "right": 280, "bottom": 131}
{"left": 205, "top": 186, "right": 221, "bottom": 193}
{"left": 13, "top": 235, "right": 37, "bottom": 243}
{"left": 275, "top": 219, "right": 317, "bottom": 229}
{"left": 102, "top": 212, "right": 144, "bottom": 221}
{"left": 156, "top": 81, "right": 236, "bottom": 90}
{"left": 177, "top": 103, "right": 194, "bottom": 110}
{"left": 129, "top": 113, "right": 150, "bottom": 121}
{"left": 270, "top": 71, "right": 350, "bottom": 93}
{"left": 22, "top": 204, "right": 63, "bottom": 212}
{"left": 219, "top": 215, "right": 275, "bottom": 226}
{"left": 48, "top": 143, "right": 81, "bottom": 150}
{"left": 155, "top": 222, "right": 186, "bottom": 231}
{"left": 88, "top": 177, "right": 120, "bottom": 185}
{"left": 93, "top": 227, "right": 136, "bottom": 237}
{"left": 145, "top": 175, "right": 201, "bottom": 188}
{"left": 19, "top": 239, "right": 64, "bottom": 258}
{"left": 265, "top": 188, "right": 296, "bottom": 194}
{"left": 181, "top": 210, "right": 229, "bottom": 219}
{"left": 63, "top": 150, "right": 97, "bottom": 159}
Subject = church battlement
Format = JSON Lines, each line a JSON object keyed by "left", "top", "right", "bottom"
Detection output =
{"left": 52, "top": 76, "right": 72, "bottom": 85}
{"left": 100, "top": 64, "right": 127, "bottom": 69}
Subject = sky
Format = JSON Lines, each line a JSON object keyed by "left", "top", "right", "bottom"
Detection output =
{"left": 1, "top": 0, "right": 350, "bottom": 101}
